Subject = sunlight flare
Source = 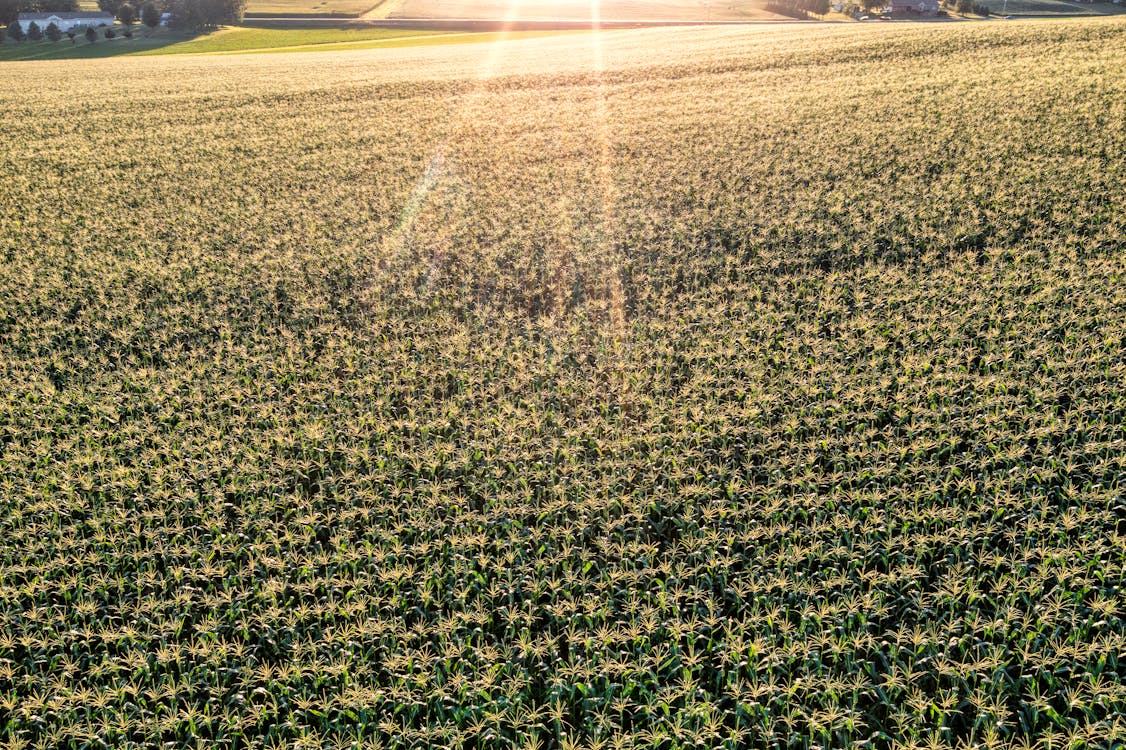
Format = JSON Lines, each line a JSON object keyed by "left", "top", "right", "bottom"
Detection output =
{"left": 589, "top": 0, "right": 626, "bottom": 334}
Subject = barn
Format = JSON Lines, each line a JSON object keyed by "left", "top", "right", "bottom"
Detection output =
{"left": 16, "top": 12, "right": 116, "bottom": 33}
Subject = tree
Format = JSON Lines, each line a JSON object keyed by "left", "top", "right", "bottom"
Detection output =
{"left": 84, "top": 23, "right": 95, "bottom": 41}
{"left": 26, "top": 20, "right": 41, "bottom": 40}
{"left": 141, "top": 0, "right": 160, "bottom": 27}
{"left": 45, "top": 19, "right": 61, "bottom": 40}
{"left": 66, "top": 28, "right": 74, "bottom": 41}
{"left": 98, "top": 0, "right": 123, "bottom": 16}
{"left": 6, "top": 18, "right": 22, "bottom": 39}
{"left": 0, "top": 26, "right": 5, "bottom": 42}
{"left": 1, "top": 0, "right": 79, "bottom": 22}
{"left": 168, "top": 0, "right": 246, "bottom": 30}
{"left": 117, "top": 1, "right": 134, "bottom": 23}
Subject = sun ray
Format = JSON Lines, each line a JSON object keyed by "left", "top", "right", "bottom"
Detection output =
{"left": 589, "top": 0, "right": 626, "bottom": 336}
{"left": 379, "top": 0, "right": 526, "bottom": 277}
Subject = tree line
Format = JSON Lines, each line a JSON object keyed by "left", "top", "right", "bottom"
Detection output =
{"left": 0, "top": 0, "right": 244, "bottom": 30}
{"left": 766, "top": 0, "right": 832, "bottom": 18}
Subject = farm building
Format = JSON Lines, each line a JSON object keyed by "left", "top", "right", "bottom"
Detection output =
{"left": 890, "top": 0, "right": 939, "bottom": 13}
{"left": 16, "top": 12, "right": 115, "bottom": 33}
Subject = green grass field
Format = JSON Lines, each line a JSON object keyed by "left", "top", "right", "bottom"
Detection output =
{"left": 0, "top": 26, "right": 565, "bottom": 61}
{"left": 2, "top": 18, "right": 1125, "bottom": 750}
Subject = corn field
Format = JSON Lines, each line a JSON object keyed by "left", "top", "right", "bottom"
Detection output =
{"left": 0, "top": 18, "right": 1125, "bottom": 750}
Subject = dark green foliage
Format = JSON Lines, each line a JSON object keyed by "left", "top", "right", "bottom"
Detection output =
{"left": 18, "top": 0, "right": 79, "bottom": 11}
{"left": 117, "top": 1, "right": 133, "bottom": 22}
{"left": 83, "top": 22, "right": 94, "bottom": 40}
{"left": 2, "top": 0, "right": 81, "bottom": 22}
{"left": 44, "top": 19, "right": 59, "bottom": 39}
{"left": 956, "top": 0, "right": 989, "bottom": 12}
{"left": 6, "top": 18, "right": 23, "bottom": 38}
{"left": 766, "top": 0, "right": 808, "bottom": 17}
{"left": 25, "top": 19, "right": 40, "bottom": 38}
{"left": 140, "top": 0, "right": 159, "bottom": 25}
{"left": 168, "top": 0, "right": 245, "bottom": 29}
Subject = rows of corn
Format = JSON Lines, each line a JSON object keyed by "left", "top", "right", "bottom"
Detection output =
{"left": 1, "top": 18, "right": 1124, "bottom": 749}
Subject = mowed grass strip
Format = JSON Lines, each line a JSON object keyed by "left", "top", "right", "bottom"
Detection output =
{"left": 133, "top": 26, "right": 567, "bottom": 55}
{"left": 213, "top": 30, "right": 575, "bottom": 56}
{"left": 138, "top": 26, "right": 448, "bottom": 54}
{"left": 0, "top": 25, "right": 566, "bottom": 60}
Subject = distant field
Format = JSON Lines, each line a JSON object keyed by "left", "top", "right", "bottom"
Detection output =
{"left": 981, "top": 0, "right": 1124, "bottom": 13}
{"left": 387, "top": 0, "right": 785, "bottom": 20}
{"left": 0, "top": 26, "right": 562, "bottom": 60}
{"left": 2, "top": 18, "right": 1126, "bottom": 750}
{"left": 79, "top": 0, "right": 382, "bottom": 17}
{"left": 244, "top": 0, "right": 383, "bottom": 16}
{"left": 239, "top": 0, "right": 786, "bottom": 19}
{"left": 83, "top": 0, "right": 1125, "bottom": 15}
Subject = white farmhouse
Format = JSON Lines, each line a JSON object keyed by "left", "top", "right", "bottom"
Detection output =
{"left": 17, "top": 11, "right": 116, "bottom": 33}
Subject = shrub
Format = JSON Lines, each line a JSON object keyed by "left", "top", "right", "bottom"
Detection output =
{"left": 954, "top": 0, "right": 988, "bottom": 12}
{"left": 765, "top": 0, "right": 809, "bottom": 17}
{"left": 84, "top": 24, "right": 95, "bottom": 41}
{"left": 45, "top": 21, "right": 61, "bottom": 41}
{"left": 26, "top": 20, "right": 42, "bottom": 40}
{"left": 104, "top": 26, "right": 114, "bottom": 37}
{"left": 168, "top": 0, "right": 247, "bottom": 30}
